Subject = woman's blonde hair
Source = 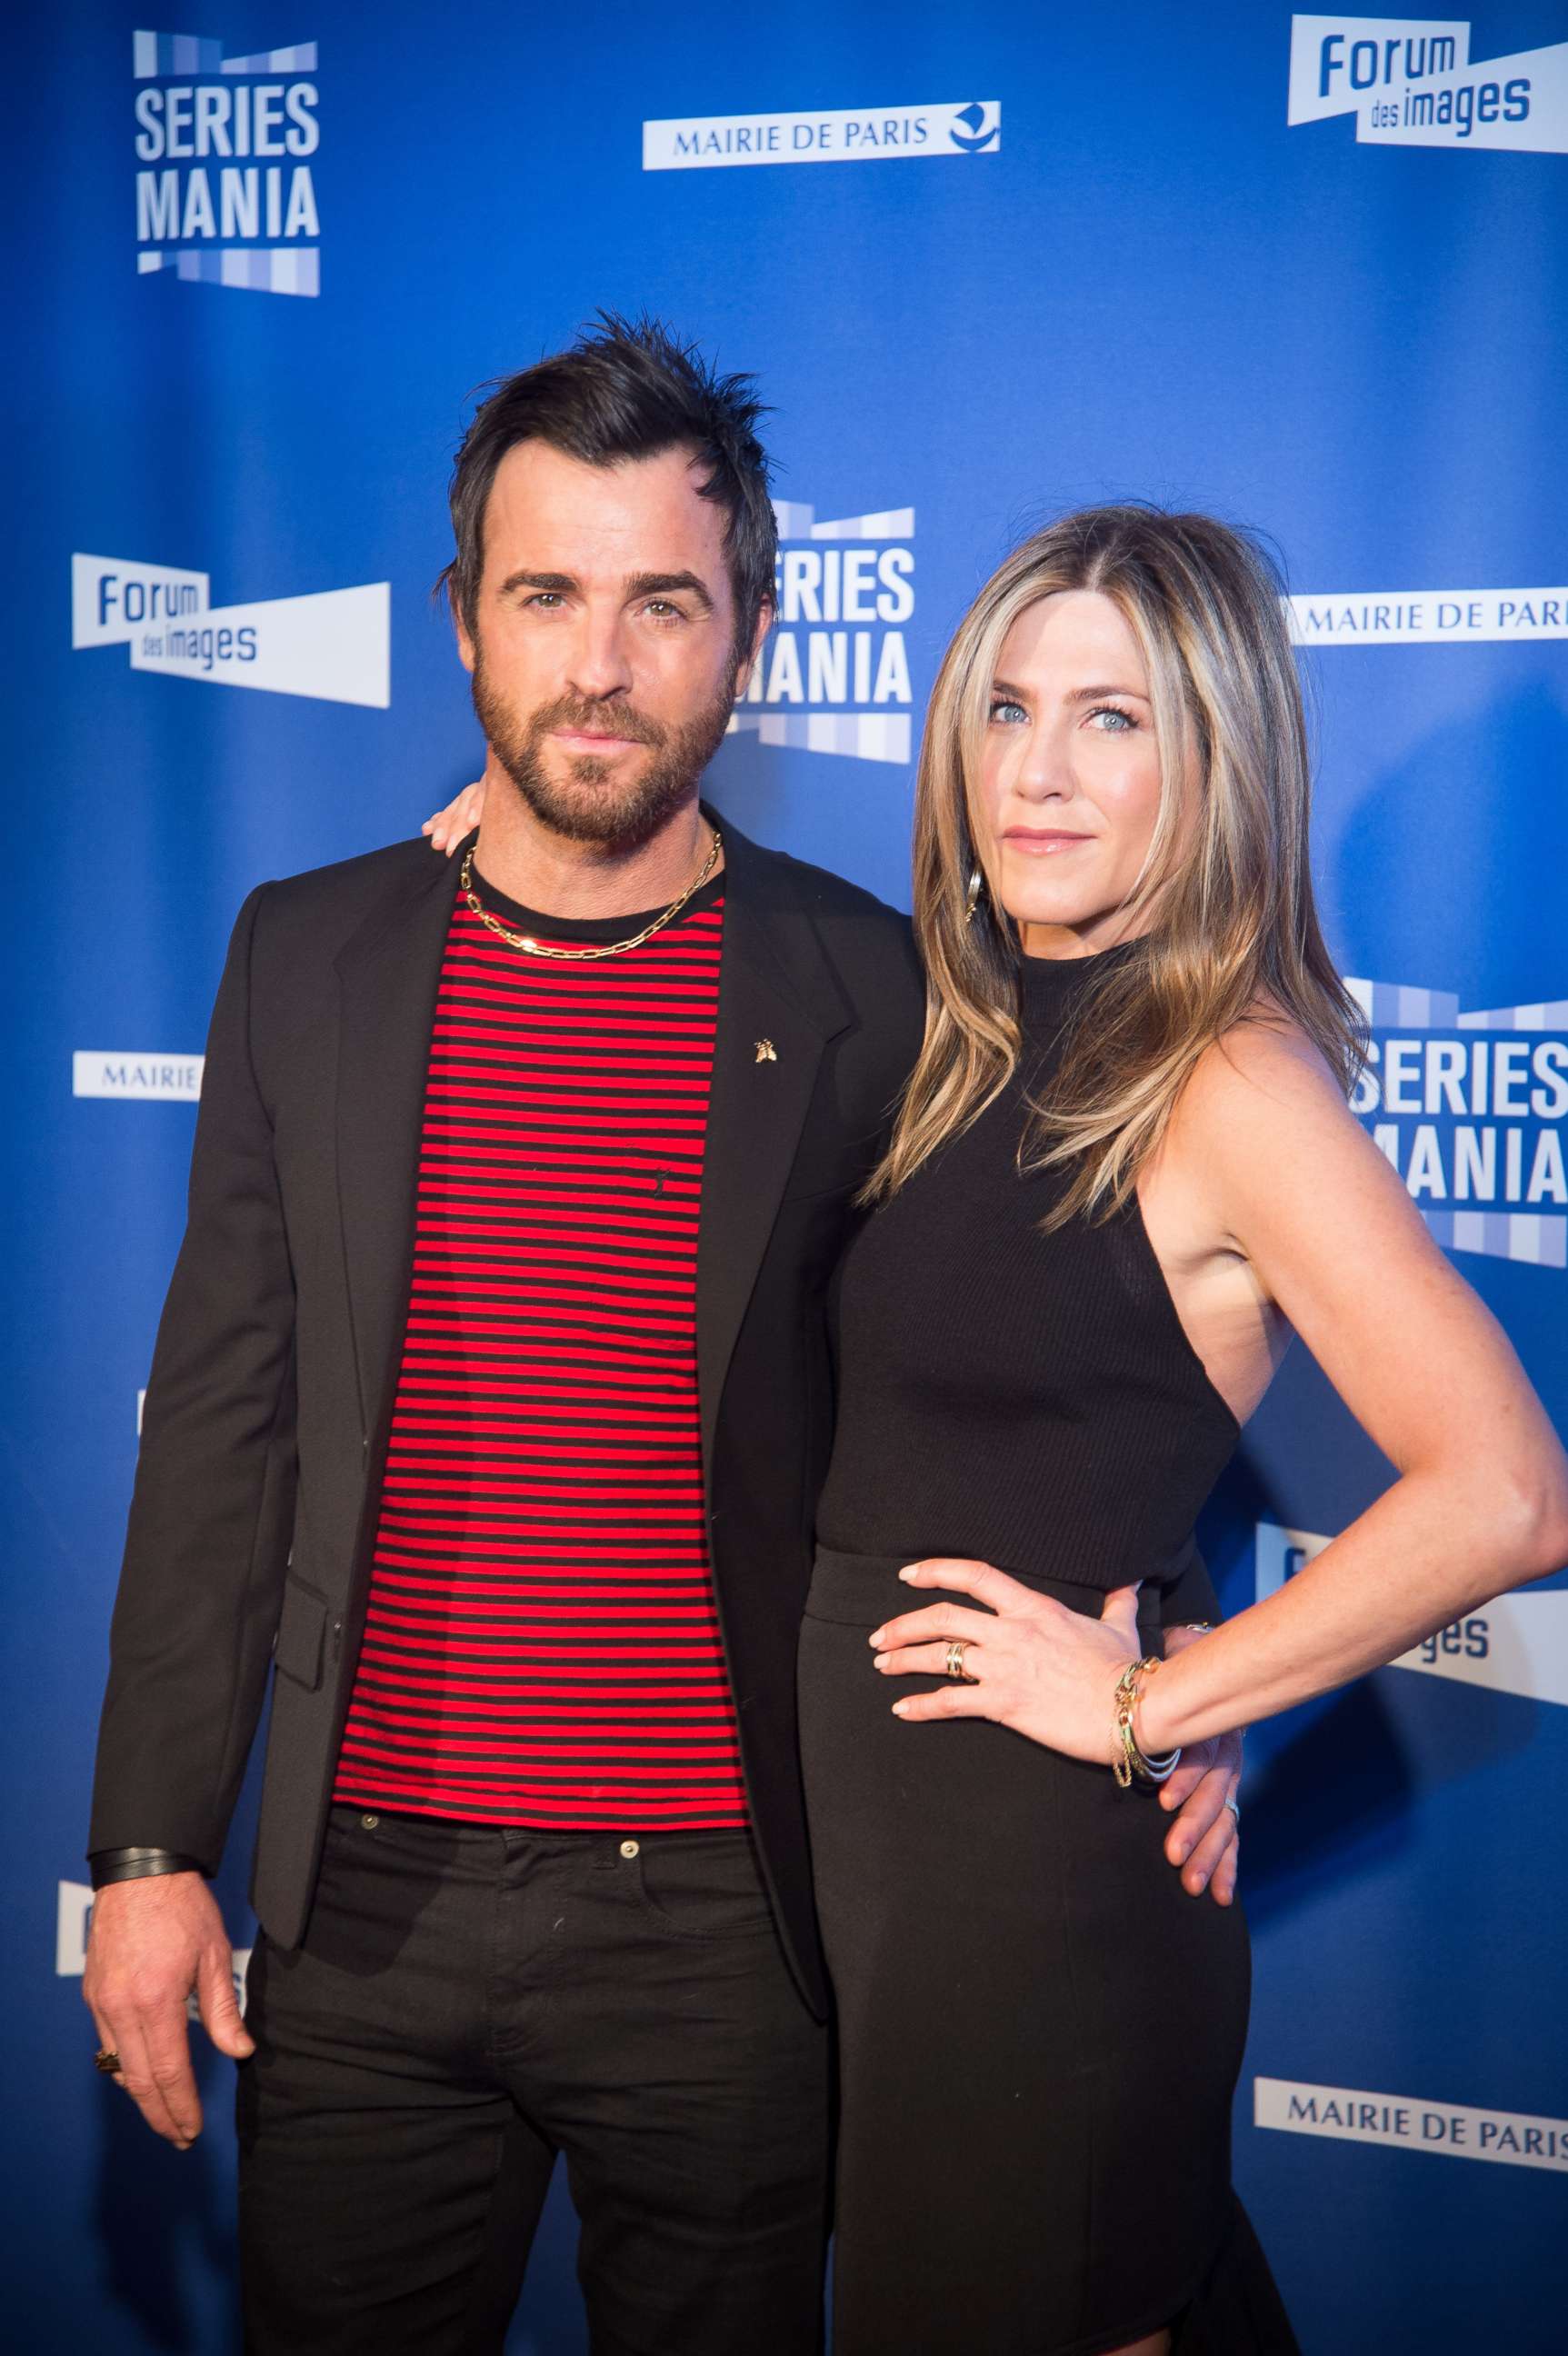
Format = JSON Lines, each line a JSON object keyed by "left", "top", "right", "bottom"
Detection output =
{"left": 867, "top": 504, "right": 1363, "bottom": 1224}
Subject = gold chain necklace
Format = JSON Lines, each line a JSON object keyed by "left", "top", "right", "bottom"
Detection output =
{"left": 458, "top": 825, "right": 722, "bottom": 963}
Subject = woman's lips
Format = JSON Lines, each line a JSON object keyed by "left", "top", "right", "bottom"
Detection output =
{"left": 1003, "top": 830, "right": 1094, "bottom": 854}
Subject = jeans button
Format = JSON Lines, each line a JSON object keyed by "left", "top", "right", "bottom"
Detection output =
{"left": 361, "top": 1813, "right": 380, "bottom": 1831}
{"left": 619, "top": 1838, "right": 639, "bottom": 1860}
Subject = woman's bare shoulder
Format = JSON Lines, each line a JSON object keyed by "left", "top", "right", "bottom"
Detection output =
{"left": 1175, "top": 997, "right": 1352, "bottom": 1140}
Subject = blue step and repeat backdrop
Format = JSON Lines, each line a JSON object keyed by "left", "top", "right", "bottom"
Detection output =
{"left": 8, "top": 4, "right": 1567, "bottom": 2349}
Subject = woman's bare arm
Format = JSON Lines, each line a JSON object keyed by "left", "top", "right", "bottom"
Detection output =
{"left": 878, "top": 1017, "right": 1568, "bottom": 1769}
{"left": 1135, "top": 1021, "right": 1568, "bottom": 1752}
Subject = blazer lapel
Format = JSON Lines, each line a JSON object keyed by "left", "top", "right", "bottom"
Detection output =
{"left": 334, "top": 841, "right": 465, "bottom": 1439}
{"left": 696, "top": 812, "right": 850, "bottom": 1477}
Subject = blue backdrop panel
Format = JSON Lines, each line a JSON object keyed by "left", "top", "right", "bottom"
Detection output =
{"left": 7, "top": 4, "right": 1566, "bottom": 2349}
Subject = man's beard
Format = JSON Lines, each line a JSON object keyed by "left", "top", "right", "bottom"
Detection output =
{"left": 471, "top": 650, "right": 738, "bottom": 855}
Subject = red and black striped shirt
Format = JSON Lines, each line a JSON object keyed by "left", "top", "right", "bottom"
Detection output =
{"left": 331, "top": 864, "right": 746, "bottom": 1828}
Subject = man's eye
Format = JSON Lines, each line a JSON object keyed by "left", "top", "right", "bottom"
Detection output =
{"left": 524, "top": 593, "right": 564, "bottom": 610}
{"left": 644, "top": 600, "right": 684, "bottom": 620}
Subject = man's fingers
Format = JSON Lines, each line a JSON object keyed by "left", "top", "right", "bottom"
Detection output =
{"left": 86, "top": 2001, "right": 129, "bottom": 2087}
{"left": 1156, "top": 1743, "right": 1214, "bottom": 1811}
{"left": 101, "top": 2012, "right": 195, "bottom": 2146}
{"left": 1174, "top": 1801, "right": 1238, "bottom": 1900}
{"left": 1208, "top": 1832, "right": 1240, "bottom": 1907}
{"left": 139, "top": 2007, "right": 205, "bottom": 2142}
{"left": 196, "top": 1941, "right": 255, "bottom": 2061}
{"left": 1163, "top": 1759, "right": 1228, "bottom": 1862}
{"left": 83, "top": 1873, "right": 237, "bottom": 2141}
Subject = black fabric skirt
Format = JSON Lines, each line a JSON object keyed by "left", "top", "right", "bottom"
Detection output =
{"left": 798, "top": 1548, "right": 1297, "bottom": 2356}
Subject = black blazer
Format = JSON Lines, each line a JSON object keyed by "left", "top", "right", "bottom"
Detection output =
{"left": 89, "top": 810, "right": 1216, "bottom": 2016}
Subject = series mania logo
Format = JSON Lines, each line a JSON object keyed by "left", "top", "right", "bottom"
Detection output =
{"left": 1348, "top": 978, "right": 1568, "bottom": 1267}
{"left": 133, "top": 27, "right": 320, "bottom": 294}
{"left": 728, "top": 499, "right": 915, "bottom": 764}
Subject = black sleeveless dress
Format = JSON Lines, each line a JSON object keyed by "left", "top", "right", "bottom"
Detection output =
{"left": 799, "top": 943, "right": 1296, "bottom": 2355}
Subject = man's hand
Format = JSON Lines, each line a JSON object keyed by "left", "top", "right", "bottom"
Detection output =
{"left": 1158, "top": 1623, "right": 1241, "bottom": 1903}
{"left": 83, "top": 1872, "right": 255, "bottom": 2146}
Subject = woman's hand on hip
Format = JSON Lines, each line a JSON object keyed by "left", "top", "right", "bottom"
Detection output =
{"left": 869, "top": 1558, "right": 1141, "bottom": 1768}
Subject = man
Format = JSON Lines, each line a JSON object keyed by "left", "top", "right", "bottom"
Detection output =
{"left": 85, "top": 315, "right": 1240, "bottom": 2353}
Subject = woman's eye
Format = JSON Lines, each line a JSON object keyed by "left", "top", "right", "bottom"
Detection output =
{"left": 988, "top": 698, "right": 1028, "bottom": 724}
{"left": 1086, "top": 704, "right": 1135, "bottom": 732}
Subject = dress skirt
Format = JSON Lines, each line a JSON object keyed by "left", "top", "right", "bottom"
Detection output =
{"left": 798, "top": 1549, "right": 1298, "bottom": 2356}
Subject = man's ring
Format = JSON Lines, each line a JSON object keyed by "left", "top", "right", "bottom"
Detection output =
{"left": 1224, "top": 1796, "right": 1241, "bottom": 1824}
{"left": 944, "top": 1641, "right": 974, "bottom": 1682}
{"left": 94, "top": 2048, "right": 124, "bottom": 2075}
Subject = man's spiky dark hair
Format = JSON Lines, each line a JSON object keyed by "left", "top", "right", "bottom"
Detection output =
{"left": 438, "top": 310, "right": 776, "bottom": 645}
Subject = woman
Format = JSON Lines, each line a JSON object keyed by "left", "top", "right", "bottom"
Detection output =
{"left": 424, "top": 505, "right": 1568, "bottom": 2352}
{"left": 793, "top": 506, "right": 1568, "bottom": 2355}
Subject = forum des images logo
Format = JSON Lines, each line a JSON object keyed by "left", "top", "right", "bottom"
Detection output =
{"left": 132, "top": 26, "right": 320, "bottom": 294}
{"left": 1288, "top": 14, "right": 1568, "bottom": 153}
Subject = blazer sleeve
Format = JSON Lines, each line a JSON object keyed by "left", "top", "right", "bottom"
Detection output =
{"left": 87, "top": 883, "right": 298, "bottom": 1870}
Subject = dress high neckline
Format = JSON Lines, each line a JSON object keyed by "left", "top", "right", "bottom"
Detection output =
{"left": 1016, "top": 934, "right": 1145, "bottom": 1021}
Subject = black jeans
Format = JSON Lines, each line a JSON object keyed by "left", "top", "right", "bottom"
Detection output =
{"left": 236, "top": 1806, "right": 830, "bottom": 2355}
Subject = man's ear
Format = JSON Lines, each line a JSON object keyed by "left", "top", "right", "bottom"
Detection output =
{"left": 454, "top": 606, "right": 476, "bottom": 677}
{"left": 733, "top": 594, "right": 775, "bottom": 701}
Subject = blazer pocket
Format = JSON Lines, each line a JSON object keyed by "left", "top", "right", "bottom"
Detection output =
{"left": 273, "top": 1576, "right": 329, "bottom": 1691}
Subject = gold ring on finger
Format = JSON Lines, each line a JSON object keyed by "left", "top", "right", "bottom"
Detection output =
{"left": 94, "top": 2047, "right": 124, "bottom": 2076}
{"left": 944, "top": 1640, "right": 975, "bottom": 1682}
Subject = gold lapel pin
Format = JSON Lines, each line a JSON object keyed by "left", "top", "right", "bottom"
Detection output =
{"left": 754, "top": 1038, "right": 778, "bottom": 1063}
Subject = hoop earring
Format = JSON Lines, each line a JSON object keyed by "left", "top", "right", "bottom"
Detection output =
{"left": 964, "top": 866, "right": 984, "bottom": 926}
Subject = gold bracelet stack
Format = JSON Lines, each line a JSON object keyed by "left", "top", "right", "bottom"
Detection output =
{"left": 1111, "top": 1656, "right": 1183, "bottom": 1790}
